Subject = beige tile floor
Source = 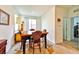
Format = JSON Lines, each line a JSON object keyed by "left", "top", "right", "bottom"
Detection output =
{"left": 53, "top": 44, "right": 79, "bottom": 54}
{"left": 7, "top": 41, "right": 79, "bottom": 54}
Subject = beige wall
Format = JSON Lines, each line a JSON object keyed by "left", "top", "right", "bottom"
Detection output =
{"left": 0, "top": 5, "right": 16, "bottom": 52}
{"left": 69, "top": 7, "right": 79, "bottom": 17}
{"left": 55, "top": 6, "right": 69, "bottom": 43}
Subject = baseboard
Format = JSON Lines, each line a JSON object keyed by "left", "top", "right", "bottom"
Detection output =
{"left": 47, "top": 40, "right": 55, "bottom": 46}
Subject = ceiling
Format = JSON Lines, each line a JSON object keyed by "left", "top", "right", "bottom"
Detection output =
{"left": 13, "top": 5, "right": 52, "bottom": 17}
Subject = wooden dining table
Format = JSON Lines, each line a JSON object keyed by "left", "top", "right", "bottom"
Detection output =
{"left": 21, "top": 31, "right": 48, "bottom": 54}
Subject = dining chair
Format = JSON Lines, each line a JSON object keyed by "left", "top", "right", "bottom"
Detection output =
{"left": 30, "top": 31, "right": 42, "bottom": 54}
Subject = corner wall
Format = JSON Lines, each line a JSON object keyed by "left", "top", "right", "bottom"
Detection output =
{"left": 41, "top": 6, "right": 55, "bottom": 44}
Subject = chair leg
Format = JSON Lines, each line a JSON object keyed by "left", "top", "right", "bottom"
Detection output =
{"left": 20, "top": 40, "right": 23, "bottom": 50}
{"left": 33, "top": 43, "right": 34, "bottom": 54}
{"left": 39, "top": 43, "right": 41, "bottom": 53}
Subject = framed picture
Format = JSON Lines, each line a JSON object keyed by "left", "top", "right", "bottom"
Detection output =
{"left": 0, "top": 9, "right": 10, "bottom": 25}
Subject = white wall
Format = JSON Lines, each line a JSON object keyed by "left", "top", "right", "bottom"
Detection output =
{"left": 22, "top": 17, "right": 29, "bottom": 32}
{"left": 41, "top": 6, "right": 55, "bottom": 43}
{"left": 36, "top": 17, "right": 41, "bottom": 30}
{"left": 0, "top": 5, "right": 16, "bottom": 52}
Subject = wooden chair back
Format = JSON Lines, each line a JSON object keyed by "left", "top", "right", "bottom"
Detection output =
{"left": 32, "top": 31, "right": 42, "bottom": 43}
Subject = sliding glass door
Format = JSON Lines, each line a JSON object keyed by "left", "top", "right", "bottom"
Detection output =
{"left": 63, "top": 16, "right": 79, "bottom": 49}
{"left": 63, "top": 17, "right": 67, "bottom": 41}
{"left": 71, "top": 16, "right": 79, "bottom": 49}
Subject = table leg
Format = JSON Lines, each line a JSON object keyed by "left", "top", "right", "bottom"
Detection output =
{"left": 44, "top": 34, "right": 47, "bottom": 48}
{"left": 23, "top": 38, "right": 26, "bottom": 54}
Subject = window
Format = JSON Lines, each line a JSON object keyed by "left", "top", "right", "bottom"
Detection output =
{"left": 29, "top": 18, "right": 36, "bottom": 30}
